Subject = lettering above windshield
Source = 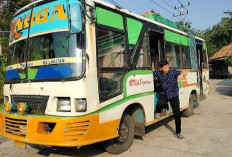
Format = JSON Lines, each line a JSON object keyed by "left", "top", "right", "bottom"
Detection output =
{"left": 10, "top": 0, "right": 69, "bottom": 44}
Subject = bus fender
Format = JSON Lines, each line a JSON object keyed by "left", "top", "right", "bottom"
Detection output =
{"left": 125, "top": 104, "right": 145, "bottom": 136}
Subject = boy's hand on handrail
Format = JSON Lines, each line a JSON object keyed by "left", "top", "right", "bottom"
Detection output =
{"left": 178, "top": 72, "right": 187, "bottom": 80}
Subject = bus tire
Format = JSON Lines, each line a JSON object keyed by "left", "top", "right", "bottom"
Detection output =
{"left": 102, "top": 114, "right": 134, "bottom": 154}
{"left": 182, "top": 94, "right": 195, "bottom": 117}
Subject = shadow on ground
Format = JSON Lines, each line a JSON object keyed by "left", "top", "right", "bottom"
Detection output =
{"left": 29, "top": 143, "right": 105, "bottom": 157}
{"left": 146, "top": 116, "right": 176, "bottom": 135}
{"left": 216, "top": 87, "right": 232, "bottom": 96}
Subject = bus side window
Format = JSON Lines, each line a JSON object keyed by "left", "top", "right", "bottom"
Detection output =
{"left": 136, "top": 32, "right": 151, "bottom": 68}
{"left": 96, "top": 28, "right": 126, "bottom": 101}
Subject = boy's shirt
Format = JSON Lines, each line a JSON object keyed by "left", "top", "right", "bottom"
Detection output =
{"left": 153, "top": 69, "right": 181, "bottom": 100}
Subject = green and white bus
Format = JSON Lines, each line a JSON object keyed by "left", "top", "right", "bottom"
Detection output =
{"left": 0, "top": 0, "right": 209, "bottom": 154}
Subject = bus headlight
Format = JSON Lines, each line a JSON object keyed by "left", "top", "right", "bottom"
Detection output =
{"left": 4, "top": 96, "right": 9, "bottom": 103}
{"left": 17, "top": 102, "right": 28, "bottom": 115}
{"left": 4, "top": 103, "right": 14, "bottom": 114}
{"left": 75, "top": 99, "right": 87, "bottom": 112}
{"left": 57, "top": 98, "right": 71, "bottom": 112}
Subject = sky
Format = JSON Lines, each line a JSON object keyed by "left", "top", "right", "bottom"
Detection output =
{"left": 102, "top": 0, "right": 232, "bottom": 30}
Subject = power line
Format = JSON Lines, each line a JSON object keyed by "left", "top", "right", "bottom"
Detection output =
{"left": 173, "top": 1, "right": 190, "bottom": 25}
{"left": 161, "top": 0, "right": 175, "bottom": 10}
{"left": 112, "top": 0, "right": 123, "bottom": 8}
{"left": 107, "top": 0, "right": 123, "bottom": 8}
{"left": 177, "top": 0, "right": 182, "bottom": 5}
{"left": 150, "top": 0, "right": 173, "bottom": 15}
{"left": 161, "top": 0, "right": 181, "bottom": 14}
{"left": 168, "top": 0, "right": 176, "bottom": 7}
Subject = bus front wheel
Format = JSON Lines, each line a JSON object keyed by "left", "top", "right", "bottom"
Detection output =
{"left": 102, "top": 114, "right": 134, "bottom": 154}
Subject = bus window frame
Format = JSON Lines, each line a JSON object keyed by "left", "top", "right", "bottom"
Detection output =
{"left": 147, "top": 27, "right": 165, "bottom": 69}
{"left": 95, "top": 5, "right": 129, "bottom": 102}
{"left": 135, "top": 29, "right": 152, "bottom": 70}
{"left": 164, "top": 41, "right": 193, "bottom": 69}
{"left": 5, "top": 32, "right": 87, "bottom": 84}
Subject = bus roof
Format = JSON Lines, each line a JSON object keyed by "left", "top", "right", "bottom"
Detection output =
{"left": 93, "top": 0, "right": 205, "bottom": 42}
{"left": 14, "top": 0, "right": 205, "bottom": 42}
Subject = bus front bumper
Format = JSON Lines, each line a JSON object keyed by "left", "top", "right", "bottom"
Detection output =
{"left": 0, "top": 111, "right": 120, "bottom": 147}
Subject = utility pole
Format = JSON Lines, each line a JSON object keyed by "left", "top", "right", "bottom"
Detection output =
{"left": 173, "top": 2, "right": 190, "bottom": 25}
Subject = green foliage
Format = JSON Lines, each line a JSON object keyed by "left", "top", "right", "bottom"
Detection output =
{"left": 203, "top": 11, "right": 232, "bottom": 57}
{"left": 0, "top": 55, "right": 6, "bottom": 104}
{"left": 176, "top": 21, "right": 192, "bottom": 29}
{"left": 225, "top": 56, "right": 232, "bottom": 67}
{"left": 0, "top": 0, "right": 32, "bottom": 53}
{"left": 0, "top": 0, "right": 32, "bottom": 103}
{"left": 176, "top": 20, "right": 204, "bottom": 38}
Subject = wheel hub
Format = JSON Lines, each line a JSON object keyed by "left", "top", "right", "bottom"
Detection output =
{"left": 118, "top": 123, "right": 129, "bottom": 143}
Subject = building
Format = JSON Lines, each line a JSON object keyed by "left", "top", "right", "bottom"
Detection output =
{"left": 209, "top": 43, "right": 232, "bottom": 79}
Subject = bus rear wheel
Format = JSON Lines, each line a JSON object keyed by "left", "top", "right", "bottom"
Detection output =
{"left": 102, "top": 114, "right": 134, "bottom": 154}
{"left": 182, "top": 94, "right": 195, "bottom": 117}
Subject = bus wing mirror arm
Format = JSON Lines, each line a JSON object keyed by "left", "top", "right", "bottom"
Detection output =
{"left": 80, "top": 1, "right": 96, "bottom": 23}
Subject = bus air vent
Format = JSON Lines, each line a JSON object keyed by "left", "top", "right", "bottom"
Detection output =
{"left": 5, "top": 117, "right": 27, "bottom": 137}
{"left": 63, "top": 120, "right": 90, "bottom": 142}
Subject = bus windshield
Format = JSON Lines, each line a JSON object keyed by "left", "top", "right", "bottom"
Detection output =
{"left": 6, "top": 0, "right": 84, "bottom": 82}
{"left": 6, "top": 31, "right": 84, "bottom": 82}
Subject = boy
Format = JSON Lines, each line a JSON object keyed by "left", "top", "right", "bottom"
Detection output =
{"left": 153, "top": 60, "right": 185, "bottom": 139}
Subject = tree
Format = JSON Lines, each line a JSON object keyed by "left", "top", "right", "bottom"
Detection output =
{"left": 225, "top": 56, "right": 232, "bottom": 67}
{"left": 0, "top": 0, "right": 32, "bottom": 103}
{"left": 176, "top": 21, "right": 192, "bottom": 29}
{"left": 203, "top": 11, "right": 232, "bottom": 57}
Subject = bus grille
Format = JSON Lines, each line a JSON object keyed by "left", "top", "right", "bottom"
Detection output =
{"left": 5, "top": 117, "right": 27, "bottom": 137}
{"left": 63, "top": 120, "right": 89, "bottom": 141}
{"left": 11, "top": 95, "right": 49, "bottom": 114}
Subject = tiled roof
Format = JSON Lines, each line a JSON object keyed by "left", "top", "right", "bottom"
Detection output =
{"left": 209, "top": 43, "right": 232, "bottom": 61}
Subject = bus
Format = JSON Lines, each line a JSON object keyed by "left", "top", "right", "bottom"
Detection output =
{"left": 0, "top": 0, "right": 209, "bottom": 154}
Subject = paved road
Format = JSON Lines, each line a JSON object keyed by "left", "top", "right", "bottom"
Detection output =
{"left": 0, "top": 79, "right": 232, "bottom": 157}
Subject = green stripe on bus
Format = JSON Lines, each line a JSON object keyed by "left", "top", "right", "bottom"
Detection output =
{"left": 92, "top": 92, "right": 154, "bottom": 115}
{"left": 203, "top": 42, "right": 206, "bottom": 50}
{"left": 178, "top": 80, "right": 183, "bottom": 88}
{"left": 123, "top": 70, "right": 153, "bottom": 97}
{"left": 165, "top": 29, "right": 189, "bottom": 46}
{"left": 127, "top": 18, "right": 143, "bottom": 45}
{"left": 96, "top": 7, "right": 123, "bottom": 30}
{"left": 28, "top": 68, "right": 38, "bottom": 80}
{"left": 19, "top": 73, "right": 26, "bottom": 79}
{"left": 181, "top": 35, "right": 189, "bottom": 46}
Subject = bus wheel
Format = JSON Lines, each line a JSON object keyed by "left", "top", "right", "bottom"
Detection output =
{"left": 182, "top": 94, "right": 195, "bottom": 117}
{"left": 102, "top": 114, "right": 134, "bottom": 154}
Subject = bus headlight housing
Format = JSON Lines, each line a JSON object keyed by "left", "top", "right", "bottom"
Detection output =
{"left": 75, "top": 99, "right": 87, "bottom": 112}
{"left": 4, "top": 96, "right": 9, "bottom": 103}
{"left": 57, "top": 98, "right": 71, "bottom": 112}
{"left": 17, "top": 102, "right": 28, "bottom": 115}
{"left": 4, "top": 103, "right": 14, "bottom": 114}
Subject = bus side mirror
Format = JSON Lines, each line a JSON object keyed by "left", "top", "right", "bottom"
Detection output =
{"left": 68, "top": 2, "right": 82, "bottom": 34}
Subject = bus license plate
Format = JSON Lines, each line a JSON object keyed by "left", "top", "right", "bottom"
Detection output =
{"left": 14, "top": 140, "right": 27, "bottom": 148}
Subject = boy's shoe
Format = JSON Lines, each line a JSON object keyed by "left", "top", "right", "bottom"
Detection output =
{"left": 155, "top": 113, "right": 161, "bottom": 119}
{"left": 175, "top": 133, "right": 185, "bottom": 139}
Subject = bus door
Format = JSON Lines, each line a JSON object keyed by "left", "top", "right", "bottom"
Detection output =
{"left": 149, "top": 30, "right": 164, "bottom": 70}
{"left": 196, "top": 44, "right": 204, "bottom": 98}
{"left": 148, "top": 30, "right": 166, "bottom": 113}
